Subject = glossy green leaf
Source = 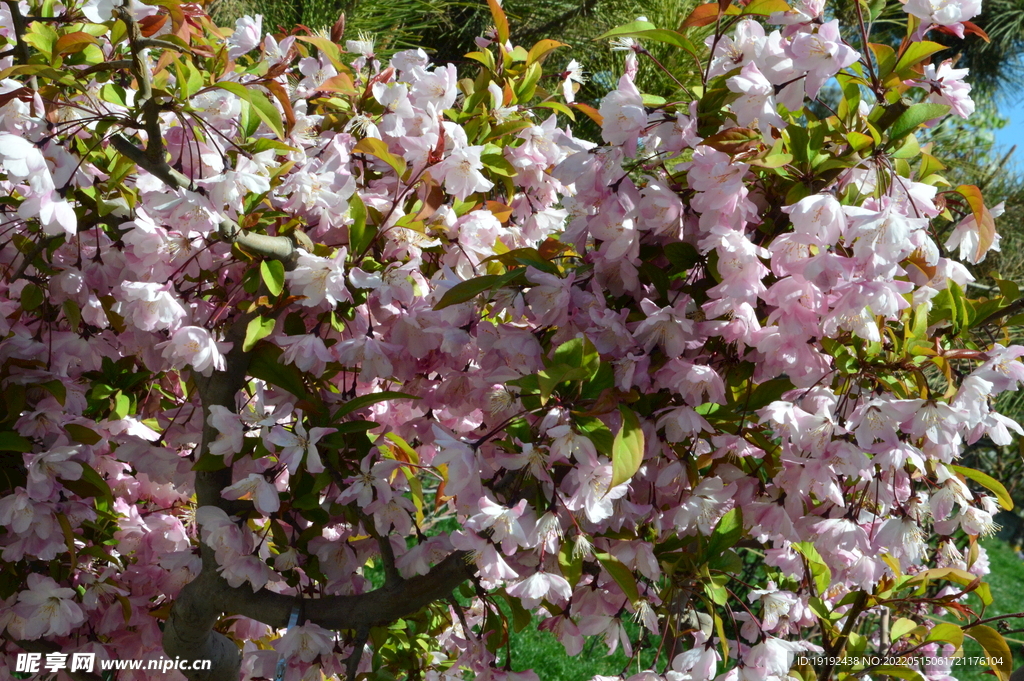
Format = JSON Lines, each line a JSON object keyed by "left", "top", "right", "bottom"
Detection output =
{"left": 433, "top": 274, "right": 502, "bottom": 310}
{"left": 950, "top": 464, "right": 1013, "bottom": 510}
{"left": 966, "top": 625, "right": 1012, "bottom": 681}
{"left": 888, "top": 102, "right": 950, "bottom": 141}
{"left": 926, "top": 622, "right": 964, "bottom": 647}
{"left": 594, "top": 551, "right": 640, "bottom": 604}
{"left": 260, "top": 259, "right": 285, "bottom": 296}
{"left": 333, "top": 391, "right": 417, "bottom": 420}
{"left": 248, "top": 88, "right": 285, "bottom": 139}
{"left": 0, "top": 431, "right": 32, "bottom": 452}
{"left": 890, "top": 617, "right": 921, "bottom": 642}
{"left": 348, "top": 193, "right": 375, "bottom": 254}
{"left": 248, "top": 343, "right": 313, "bottom": 402}
{"left": 559, "top": 541, "right": 583, "bottom": 588}
{"left": 243, "top": 315, "right": 276, "bottom": 352}
{"left": 610, "top": 406, "right": 644, "bottom": 490}
{"left": 706, "top": 508, "right": 743, "bottom": 558}
{"left": 353, "top": 137, "right": 407, "bottom": 177}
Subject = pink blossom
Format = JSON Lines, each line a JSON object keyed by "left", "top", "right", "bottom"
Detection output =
{"left": 207, "top": 405, "right": 245, "bottom": 461}
{"left": 599, "top": 75, "right": 646, "bottom": 153}
{"left": 506, "top": 571, "right": 572, "bottom": 609}
{"left": 274, "top": 623, "right": 335, "bottom": 663}
{"left": 266, "top": 414, "right": 334, "bottom": 474}
{"left": 222, "top": 473, "right": 280, "bottom": 515}
{"left": 432, "top": 146, "right": 494, "bottom": 199}
{"left": 287, "top": 249, "right": 351, "bottom": 308}
{"left": 15, "top": 574, "right": 85, "bottom": 638}
{"left": 902, "top": 0, "right": 981, "bottom": 37}
{"left": 159, "top": 326, "right": 229, "bottom": 376}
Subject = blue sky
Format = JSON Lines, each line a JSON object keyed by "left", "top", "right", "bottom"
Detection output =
{"left": 995, "top": 95, "right": 1024, "bottom": 153}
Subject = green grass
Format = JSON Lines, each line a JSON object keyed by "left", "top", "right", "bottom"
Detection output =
{"left": 507, "top": 615, "right": 661, "bottom": 680}
{"left": 952, "top": 538, "right": 1024, "bottom": 681}
{"left": 502, "top": 539, "right": 1024, "bottom": 681}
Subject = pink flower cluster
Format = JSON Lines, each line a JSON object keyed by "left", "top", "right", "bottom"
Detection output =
{"left": 0, "top": 0, "right": 1013, "bottom": 679}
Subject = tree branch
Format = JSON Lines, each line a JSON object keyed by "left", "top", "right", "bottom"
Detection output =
{"left": 163, "top": 305, "right": 475, "bottom": 679}
{"left": 2, "top": 0, "right": 31, "bottom": 65}
{"left": 108, "top": 132, "right": 299, "bottom": 268}
{"left": 106, "top": 7, "right": 299, "bottom": 269}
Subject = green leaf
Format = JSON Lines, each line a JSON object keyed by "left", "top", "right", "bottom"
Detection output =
{"left": 552, "top": 337, "right": 600, "bottom": 379}
{"left": 243, "top": 315, "right": 276, "bottom": 352}
{"left": 706, "top": 508, "right": 743, "bottom": 558}
{"left": 54, "top": 31, "right": 98, "bottom": 55}
{"left": 665, "top": 242, "right": 700, "bottom": 273}
{"left": 576, "top": 417, "right": 614, "bottom": 456}
{"left": 348, "top": 193, "right": 375, "bottom": 254}
{"left": 538, "top": 364, "right": 575, "bottom": 402}
{"left": 559, "top": 541, "right": 583, "bottom": 588}
{"left": 465, "top": 50, "right": 496, "bottom": 71}
{"left": 353, "top": 137, "right": 407, "bottom": 177}
{"left": 949, "top": 464, "right": 1013, "bottom": 510}
{"left": 248, "top": 343, "right": 313, "bottom": 402}
{"left": 594, "top": 551, "right": 640, "bottom": 604}
{"left": 333, "top": 391, "right": 417, "bottom": 420}
{"left": 966, "top": 625, "right": 1013, "bottom": 681}
{"left": 847, "top": 130, "right": 874, "bottom": 152}
{"left": 113, "top": 391, "right": 130, "bottom": 419}
{"left": 793, "top": 542, "right": 832, "bottom": 594}
{"left": 481, "top": 153, "right": 517, "bottom": 177}
{"left": 745, "top": 378, "right": 794, "bottom": 411}
{"left": 742, "top": 0, "right": 791, "bottom": 13}
{"left": 598, "top": 22, "right": 698, "bottom": 53}
{"left": 192, "top": 453, "right": 227, "bottom": 471}
{"left": 41, "top": 380, "right": 66, "bottom": 406}
{"left": 0, "top": 431, "right": 32, "bottom": 452}
{"left": 384, "top": 432, "right": 420, "bottom": 464}
{"left": 65, "top": 424, "right": 102, "bottom": 445}
{"left": 327, "top": 420, "right": 379, "bottom": 434}
{"left": 61, "top": 463, "right": 113, "bottom": 503}
{"left": 869, "top": 43, "right": 898, "bottom": 79}
{"left": 895, "top": 41, "right": 948, "bottom": 76}
{"left": 22, "top": 22, "right": 58, "bottom": 58}
{"left": 21, "top": 283, "right": 44, "bottom": 311}
{"left": 260, "top": 260, "right": 285, "bottom": 296}
{"left": 496, "top": 589, "right": 533, "bottom": 632}
{"left": 211, "top": 81, "right": 252, "bottom": 103}
{"left": 888, "top": 102, "right": 950, "bottom": 142}
{"left": 526, "top": 39, "right": 566, "bottom": 66}
{"left": 248, "top": 88, "right": 285, "bottom": 139}
{"left": 610, "top": 406, "right": 644, "bottom": 490}
{"left": 926, "top": 622, "right": 964, "bottom": 647}
{"left": 433, "top": 275, "right": 503, "bottom": 310}
{"left": 533, "top": 100, "right": 576, "bottom": 121}
{"left": 890, "top": 617, "right": 921, "bottom": 642}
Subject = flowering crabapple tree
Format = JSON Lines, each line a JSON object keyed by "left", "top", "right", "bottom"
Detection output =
{"left": 0, "top": 0, "right": 1022, "bottom": 679}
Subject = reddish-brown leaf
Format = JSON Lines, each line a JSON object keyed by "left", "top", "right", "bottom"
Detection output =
{"left": 138, "top": 13, "right": 168, "bottom": 37}
{"left": 262, "top": 79, "right": 296, "bottom": 136}
{"left": 961, "top": 20, "right": 990, "bottom": 42}
{"left": 682, "top": 3, "right": 723, "bottom": 28}
{"left": 486, "top": 200, "right": 513, "bottom": 223}
{"left": 702, "top": 127, "right": 763, "bottom": 156}
{"left": 54, "top": 31, "right": 98, "bottom": 56}
{"left": 412, "top": 182, "right": 445, "bottom": 222}
{"left": 330, "top": 12, "right": 346, "bottom": 43}
{"left": 572, "top": 103, "right": 603, "bottom": 126}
